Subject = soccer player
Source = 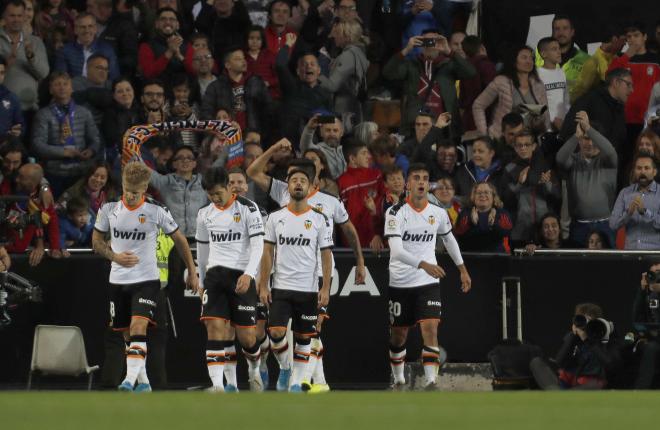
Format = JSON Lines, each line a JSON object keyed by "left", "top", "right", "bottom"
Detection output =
{"left": 384, "top": 163, "right": 472, "bottom": 390}
{"left": 92, "top": 162, "right": 199, "bottom": 392}
{"left": 196, "top": 167, "right": 266, "bottom": 392}
{"left": 247, "top": 138, "right": 366, "bottom": 392}
{"left": 258, "top": 167, "right": 333, "bottom": 392}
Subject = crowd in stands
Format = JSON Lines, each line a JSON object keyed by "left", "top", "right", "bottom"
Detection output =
{"left": 1, "top": 0, "right": 660, "bottom": 264}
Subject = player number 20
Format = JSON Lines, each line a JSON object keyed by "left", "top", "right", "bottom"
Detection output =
{"left": 389, "top": 301, "right": 401, "bottom": 317}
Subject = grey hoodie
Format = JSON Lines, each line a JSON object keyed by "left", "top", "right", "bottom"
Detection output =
{"left": 300, "top": 125, "right": 347, "bottom": 179}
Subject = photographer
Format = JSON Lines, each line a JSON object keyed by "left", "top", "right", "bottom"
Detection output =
{"left": 632, "top": 263, "right": 660, "bottom": 389}
{"left": 531, "top": 303, "right": 620, "bottom": 389}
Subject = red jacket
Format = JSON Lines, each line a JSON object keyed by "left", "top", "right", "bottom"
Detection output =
{"left": 337, "top": 167, "right": 386, "bottom": 247}
{"left": 1, "top": 185, "right": 60, "bottom": 253}
{"left": 245, "top": 48, "right": 281, "bottom": 99}
{"left": 138, "top": 40, "right": 195, "bottom": 79}
{"left": 608, "top": 53, "right": 660, "bottom": 124}
{"left": 264, "top": 25, "right": 296, "bottom": 56}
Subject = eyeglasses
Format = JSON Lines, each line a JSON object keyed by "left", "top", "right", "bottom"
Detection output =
{"left": 143, "top": 92, "right": 164, "bottom": 98}
{"left": 193, "top": 54, "right": 213, "bottom": 61}
{"left": 475, "top": 191, "right": 492, "bottom": 196}
{"left": 173, "top": 156, "right": 195, "bottom": 162}
{"left": 618, "top": 78, "right": 633, "bottom": 89}
{"left": 435, "top": 186, "right": 454, "bottom": 191}
{"left": 515, "top": 143, "right": 534, "bottom": 149}
{"left": 92, "top": 65, "right": 109, "bottom": 71}
{"left": 337, "top": 5, "right": 357, "bottom": 11}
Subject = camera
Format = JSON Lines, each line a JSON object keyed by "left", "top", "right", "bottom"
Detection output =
{"left": 647, "top": 270, "right": 660, "bottom": 284}
{"left": 573, "top": 314, "right": 614, "bottom": 343}
{"left": 421, "top": 38, "right": 437, "bottom": 47}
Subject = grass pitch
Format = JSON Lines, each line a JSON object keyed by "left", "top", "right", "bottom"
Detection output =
{"left": 2, "top": 391, "right": 660, "bottom": 429}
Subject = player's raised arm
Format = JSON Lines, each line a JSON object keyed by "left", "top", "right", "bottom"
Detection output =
{"left": 246, "top": 138, "right": 292, "bottom": 192}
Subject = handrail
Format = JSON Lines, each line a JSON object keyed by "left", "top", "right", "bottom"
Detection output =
{"left": 513, "top": 248, "right": 660, "bottom": 256}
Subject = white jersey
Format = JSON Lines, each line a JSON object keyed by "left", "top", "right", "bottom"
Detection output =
{"left": 384, "top": 200, "right": 452, "bottom": 288}
{"left": 95, "top": 198, "right": 179, "bottom": 284}
{"left": 537, "top": 66, "right": 570, "bottom": 122}
{"left": 265, "top": 205, "right": 333, "bottom": 293}
{"left": 269, "top": 178, "right": 349, "bottom": 276}
{"left": 195, "top": 195, "right": 265, "bottom": 274}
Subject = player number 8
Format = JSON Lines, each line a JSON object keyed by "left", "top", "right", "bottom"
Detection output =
{"left": 389, "top": 300, "right": 401, "bottom": 317}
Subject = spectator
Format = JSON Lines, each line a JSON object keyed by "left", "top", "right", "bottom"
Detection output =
{"left": 1, "top": 0, "right": 50, "bottom": 112}
{"left": 264, "top": 0, "right": 297, "bottom": 56}
{"left": 337, "top": 140, "right": 386, "bottom": 250}
{"left": 192, "top": 47, "right": 217, "bottom": 99}
{"left": 454, "top": 182, "right": 513, "bottom": 253}
{"left": 241, "top": 141, "right": 268, "bottom": 208}
{"left": 138, "top": 79, "right": 169, "bottom": 125}
{"left": 454, "top": 135, "right": 503, "bottom": 202}
{"left": 101, "top": 77, "right": 140, "bottom": 163}
{"left": 0, "top": 55, "right": 24, "bottom": 139}
{"left": 401, "top": 0, "right": 442, "bottom": 56}
{"left": 472, "top": 45, "right": 550, "bottom": 139}
{"left": 431, "top": 175, "right": 461, "bottom": 225}
{"left": 54, "top": 13, "right": 120, "bottom": 80}
{"left": 35, "top": 0, "right": 75, "bottom": 61}
{"left": 149, "top": 145, "right": 208, "bottom": 239}
{"left": 495, "top": 112, "right": 524, "bottom": 166}
{"left": 560, "top": 68, "right": 631, "bottom": 156}
{"left": 21, "top": 0, "right": 35, "bottom": 35}
{"left": 573, "top": 26, "right": 626, "bottom": 100}
{"left": 201, "top": 47, "right": 272, "bottom": 136}
{"left": 138, "top": 7, "right": 194, "bottom": 81}
{"left": 524, "top": 213, "right": 573, "bottom": 254}
{"left": 502, "top": 129, "right": 560, "bottom": 246}
{"left": 0, "top": 139, "right": 25, "bottom": 187}
{"left": 631, "top": 129, "right": 660, "bottom": 174}
{"left": 319, "top": 19, "right": 369, "bottom": 127}
{"left": 647, "top": 81, "right": 660, "bottom": 130}
{"left": 56, "top": 160, "right": 118, "bottom": 214}
{"left": 196, "top": 0, "right": 251, "bottom": 60}
{"left": 537, "top": 37, "right": 570, "bottom": 131}
{"left": 144, "top": 136, "right": 175, "bottom": 175}
{"left": 431, "top": 141, "right": 459, "bottom": 180}
{"left": 382, "top": 164, "right": 405, "bottom": 212}
{"left": 383, "top": 30, "right": 475, "bottom": 135}
{"left": 556, "top": 111, "right": 618, "bottom": 248}
{"left": 72, "top": 54, "right": 113, "bottom": 127}
{"left": 610, "top": 153, "right": 660, "bottom": 250}
{"left": 608, "top": 23, "right": 660, "bottom": 145}
{"left": 168, "top": 73, "right": 200, "bottom": 147}
{"left": 31, "top": 72, "right": 101, "bottom": 196}
{"left": 58, "top": 196, "right": 94, "bottom": 252}
{"left": 399, "top": 111, "right": 451, "bottom": 175}
{"left": 2, "top": 163, "right": 62, "bottom": 265}
{"left": 449, "top": 31, "right": 466, "bottom": 58}
{"left": 459, "top": 35, "right": 496, "bottom": 132}
{"left": 303, "top": 147, "right": 339, "bottom": 197}
{"left": 587, "top": 230, "right": 611, "bottom": 250}
{"left": 300, "top": 113, "right": 346, "bottom": 179}
{"left": 88, "top": 0, "right": 139, "bottom": 77}
{"left": 370, "top": 134, "right": 409, "bottom": 176}
{"left": 196, "top": 111, "right": 230, "bottom": 172}
{"left": 353, "top": 120, "right": 380, "bottom": 146}
{"left": 276, "top": 34, "right": 331, "bottom": 144}
{"left": 187, "top": 0, "right": 214, "bottom": 33}
{"left": 245, "top": 25, "right": 280, "bottom": 100}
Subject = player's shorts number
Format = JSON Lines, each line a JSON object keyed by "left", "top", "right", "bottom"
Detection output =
{"left": 109, "top": 301, "right": 115, "bottom": 318}
{"left": 202, "top": 290, "right": 208, "bottom": 305}
{"left": 389, "top": 300, "right": 401, "bottom": 317}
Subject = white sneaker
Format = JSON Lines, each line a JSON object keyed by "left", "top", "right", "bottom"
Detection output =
{"left": 249, "top": 370, "right": 264, "bottom": 392}
{"left": 205, "top": 385, "right": 225, "bottom": 393}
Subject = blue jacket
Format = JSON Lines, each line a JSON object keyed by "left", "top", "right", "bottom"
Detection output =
{"left": 58, "top": 213, "right": 95, "bottom": 249}
{"left": 54, "top": 39, "right": 120, "bottom": 80}
{"left": 0, "top": 85, "right": 24, "bottom": 137}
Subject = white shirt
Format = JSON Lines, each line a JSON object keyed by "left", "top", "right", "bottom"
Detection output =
{"left": 265, "top": 206, "right": 333, "bottom": 293}
{"left": 95, "top": 198, "right": 178, "bottom": 284}
{"left": 537, "top": 66, "right": 570, "bottom": 123}
{"left": 269, "top": 178, "right": 349, "bottom": 277}
{"left": 195, "top": 195, "right": 265, "bottom": 277}
{"left": 384, "top": 200, "right": 453, "bottom": 288}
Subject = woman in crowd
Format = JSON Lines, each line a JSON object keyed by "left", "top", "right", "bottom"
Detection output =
{"left": 167, "top": 74, "right": 201, "bottom": 148}
{"left": 629, "top": 128, "right": 660, "bottom": 182}
{"left": 525, "top": 213, "right": 575, "bottom": 254}
{"left": 454, "top": 182, "right": 513, "bottom": 253}
{"left": 472, "top": 45, "right": 550, "bottom": 139}
{"left": 454, "top": 136, "right": 503, "bottom": 203}
{"left": 245, "top": 25, "right": 280, "bottom": 100}
{"left": 101, "top": 78, "right": 141, "bottom": 164}
{"left": 431, "top": 176, "right": 462, "bottom": 226}
{"left": 353, "top": 121, "right": 380, "bottom": 146}
{"left": 587, "top": 230, "right": 611, "bottom": 250}
{"left": 56, "top": 161, "right": 118, "bottom": 215}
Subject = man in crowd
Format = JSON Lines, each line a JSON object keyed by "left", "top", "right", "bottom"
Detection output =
{"left": 556, "top": 111, "right": 617, "bottom": 247}
{"left": 265, "top": 0, "right": 297, "bottom": 56}
{"left": 496, "top": 113, "right": 524, "bottom": 166}
{"left": 573, "top": 26, "right": 626, "bottom": 100}
{"left": 300, "top": 114, "right": 346, "bottom": 179}
{"left": 88, "top": 0, "right": 139, "bottom": 77}
{"left": 610, "top": 153, "right": 660, "bottom": 250}
{"left": 72, "top": 54, "right": 113, "bottom": 127}
{"left": 537, "top": 37, "right": 570, "bottom": 131}
{"left": 54, "top": 13, "right": 120, "bottom": 81}
{"left": 192, "top": 47, "right": 217, "bottom": 98}
{"left": 196, "top": 0, "right": 251, "bottom": 60}
{"left": 459, "top": 35, "right": 496, "bottom": 132}
{"left": 0, "top": 55, "right": 23, "bottom": 139}
{"left": 399, "top": 111, "right": 452, "bottom": 175}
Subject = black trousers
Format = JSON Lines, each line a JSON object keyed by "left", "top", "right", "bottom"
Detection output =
{"left": 634, "top": 339, "right": 660, "bottom": 389}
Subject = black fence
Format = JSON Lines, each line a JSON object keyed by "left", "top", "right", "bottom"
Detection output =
{"left": 0, "top": 251, "right": 651, "bottom": 387}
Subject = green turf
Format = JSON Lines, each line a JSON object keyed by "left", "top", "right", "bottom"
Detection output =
{"left": 2, "top": 391, "right": 660, "bottom": 429}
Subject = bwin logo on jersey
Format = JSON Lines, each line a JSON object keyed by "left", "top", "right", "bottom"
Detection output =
{"left": 233, "top": 212, "right": 241, "bottom": 223}
{"left": 211, "top": 230, "right": 242, "bottom": 242}
{"left": 304, "top": 220, "right": 312, "bottom": 230}
{"left": 113, "top": 228, "right": 146, "bottom": 240}
{"left": 278, "top": 234, "right": 311, "bottom": 246}
{"left": 402, "top": 231, "right": 434, "bottom": 242}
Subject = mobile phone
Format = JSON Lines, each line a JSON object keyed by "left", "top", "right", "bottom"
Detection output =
{"left": 318, "top": 115, "right": 336, "bottom": 124}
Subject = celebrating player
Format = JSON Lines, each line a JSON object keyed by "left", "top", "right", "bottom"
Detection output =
{"left": 258, "top": 167, "right": 333, "bottom": 392}
{"left": 384, "top": 163, "right": 472, "bottom": 390}
{"left": 247, "top": 138, "right": 365, "bottom": 392}
{"left": 92, "top": 162, "right": 198, "bottom": 392}
{"left": 196, "top": 167, "right": 265, "bottom": 392}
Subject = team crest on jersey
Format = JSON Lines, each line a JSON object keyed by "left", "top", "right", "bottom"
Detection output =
{"left": 388, "top": 219, "right": 396, "bottom": 227}
{"left": 428, "top": 215, "right": 435, "bottom": 225}
{"left": 233, "top": 212, "right": 241, "bottom": 223}
{"left": 138, "top": 214, "right": 146, "bottom": 224}
{"left": 304, "top": 220, "right": 312, "bottom": 230}
{"left": 315, "top": 203, "right": 324, "bottom": 213}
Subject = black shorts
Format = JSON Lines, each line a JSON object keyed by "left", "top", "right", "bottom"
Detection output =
{"left": 201, "top": 266, "right": 258, "bottom": 328}
{"left": 268, "top": 289, "right": 318, "bottom": 336}
{"left": 109, "top": 280, "right": 160, "bottom": 330}
{"left": 388, "top": 284, "right": 442, "bottom": 327}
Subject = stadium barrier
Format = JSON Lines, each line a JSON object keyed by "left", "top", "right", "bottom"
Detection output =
{"left": 0, "top": 251, "right": 651, "bottom": 387}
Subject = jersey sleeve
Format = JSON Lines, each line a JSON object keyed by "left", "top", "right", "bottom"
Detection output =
{"left": 195, "top": 208, "right": 209, "bottom": 243}
{"left": 264, "top": 213, "right": 277, "bottom": 244}
{"left": 246, "top": 205, "right": 265, "bottom": 237}
{"left": 269, "top": 178, "right": 290, "bottom": 207}
{"left": 318, "top": 215, "right": 334, "bottom": 250}
{"left": 157, "top": 206, "right": 179, "bottom": 235}
{"left": 333, "top": 199, "right": 350, "bottom": 225}
{"left": 94, "top": 205, "right": 110, "bottom": 233}
{"left": 384, "top": 207, "right": 401, "bottom": 238}
{"left": 437, "top": 208, "right": 452, "bottom": 236}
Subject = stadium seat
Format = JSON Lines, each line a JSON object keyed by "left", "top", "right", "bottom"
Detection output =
{"left": 27, "top": 325, "right": 99, "bottom": 391}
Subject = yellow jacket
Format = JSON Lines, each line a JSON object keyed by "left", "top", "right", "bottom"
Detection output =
{"left": 156, "top": 230, "right": 175, "bottom": 288}
{"left": 572, "top": 48, "right": 615, "bottom": 100}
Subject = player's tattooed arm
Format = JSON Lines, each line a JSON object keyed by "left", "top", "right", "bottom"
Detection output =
{"left": 92, "top": 230, "right": 115, "bottom": 262}
{"left": 339, "top": 221, "right": 366, "bottom": 284}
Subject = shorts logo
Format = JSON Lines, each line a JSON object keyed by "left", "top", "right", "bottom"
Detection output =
{"left": 138, "top": 298, "right": 156, "bottom": 307}
{"left": 237, "top": 305, "right": 255, "bottom": 311}
{"left": 315, "top": 203, "right": 324, "bottom": 213}
{"left": 138, "top": 214, "right": 146, "bottom": 224}
{"left": 304, "top": 220, "right": 312, "bottom": 230}
{"left": 301, "top": 314, "right": 318, "bottom": 321}
{"left": 233, "top": 212, "right": 241, "bottom": 223}
{"left": 427, "top": 300, "right": 441, "bottom": 307}
{"left": 428, "top": 215, "right": 435, "bottom": 225}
